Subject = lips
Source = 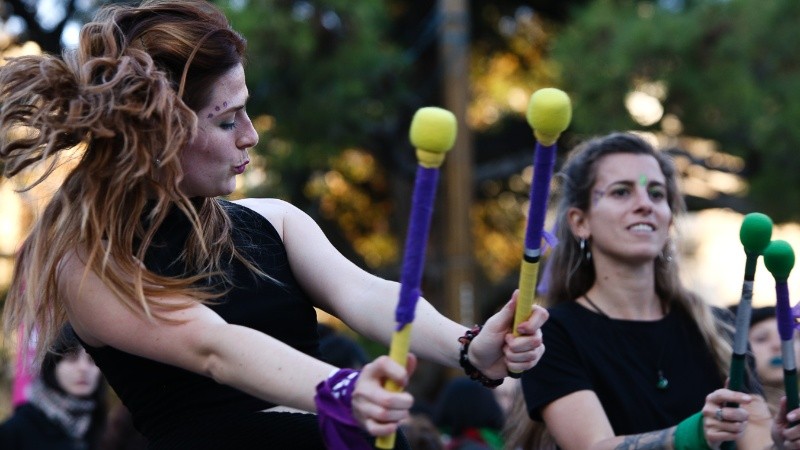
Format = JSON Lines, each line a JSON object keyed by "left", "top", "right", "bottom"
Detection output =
{"left": 233, "top": 161, "right": 249, "bottom": 174}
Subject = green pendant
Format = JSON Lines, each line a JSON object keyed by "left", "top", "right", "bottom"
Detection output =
{"left": 657, "top": 371, "right": 669, "bottom": 390}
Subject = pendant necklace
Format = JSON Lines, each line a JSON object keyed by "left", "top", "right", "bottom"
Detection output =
{"left": 584, "top": 294, "right": 669, "bottom": 390}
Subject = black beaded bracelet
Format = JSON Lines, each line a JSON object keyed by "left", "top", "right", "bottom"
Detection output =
{"left": 458, "top": 325, "right": 504, "bottom": 388}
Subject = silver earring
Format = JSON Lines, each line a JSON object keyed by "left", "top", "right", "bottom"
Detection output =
{"left": 154, "top": 158, "right": 161, "bottom": 167}
{"left": 580, "top": 238, "right": 591, "bottom": 262}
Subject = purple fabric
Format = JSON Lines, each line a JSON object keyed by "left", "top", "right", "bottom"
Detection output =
{"left": 396, "top": 166, "right": 440, "bottom": 328}
{"left": 776, "top": 281, "right": 794, "bottom": 341}
{"left": 534, "top": 227, "right": 559, "bottom": 296}
{"left": 792, "top": 301, "right": 800, "bottom": 332}
{"left": 542, "top": 229, "right": 559, "bottom": 250}
{"left": 524, "top": 143, "right": 557, "bottom": 253}
{"left": 315, "top": 369, "right": 372, "bottom": 450}
{"left": 536, "top": 257, "right": 552, "bottom": 296}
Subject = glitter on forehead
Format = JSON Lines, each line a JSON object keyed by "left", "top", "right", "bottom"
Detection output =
{"left": 638, "top": 174, "right": 647, "bottom": 186}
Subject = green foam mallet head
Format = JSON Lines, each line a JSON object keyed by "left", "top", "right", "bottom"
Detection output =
{"left": 740, "top": 212, "right": 773, "bottom": 254}
{"left": 526, "top": 88, "right": 572, "bottom": 146}
{"left": 764, "top": 239, "right": 795, "bottom": 281}
{"left": 409, "top": 107, "right": 457, "bottom": 168}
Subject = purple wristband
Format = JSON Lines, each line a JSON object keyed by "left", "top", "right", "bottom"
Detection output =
{"left": 315, "top": 368, "right": 372, "bottom": 450}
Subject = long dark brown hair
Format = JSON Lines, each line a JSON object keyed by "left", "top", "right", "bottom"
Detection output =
{"left": 503, "top": 133, "right": 733, "bottom": 450}
{"left": 546, "top": 132, "right": 730, "bottom": 372}
{"left": 1, "top": 0, "right": 260, "bottom": 363}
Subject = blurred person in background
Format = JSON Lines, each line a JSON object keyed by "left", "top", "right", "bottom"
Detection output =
{"left": 0, "top": 325, "right": 106, "bottom": 450}
{"left": 740, "top": 306, "right": 800, "bottom": 417}
{"left": 434, "top": 377, "right": 505, "bottom": 450}
{"left": 317, "top": 323, "right": 369, "bottom": 370}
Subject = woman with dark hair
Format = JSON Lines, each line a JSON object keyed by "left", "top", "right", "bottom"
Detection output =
{"left": 0, "top": 326, "right": 106, "bottom": 450}
{"left": 513, "top": 132, "right": 800, "bottom": 449}
{"left": 0, "top": 1, "right": 547, "bottom": 449}
{"left": 740, "top": 306, "right": 800, "bottom": 418}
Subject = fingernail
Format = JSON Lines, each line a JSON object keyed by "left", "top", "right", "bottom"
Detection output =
{"left": 789, "top": 413, "right": 797, "bottom": 421}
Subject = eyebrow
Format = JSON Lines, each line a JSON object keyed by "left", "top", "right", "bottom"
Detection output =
{"left": 593, "top": 179, "right": 666, "bottom": 199}
{"left": 206, "top": 96, "right": 249, "bottom": 118}
{"left": 601, "top": 179, "right": 665, "bottom": 190}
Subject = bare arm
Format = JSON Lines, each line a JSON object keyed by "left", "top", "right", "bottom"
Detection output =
{"left": 237, "top": 198, "right": 547, "bottom": 378}
{"left": 59, "top": 250, "right": 413, "bottom": 434}
{"left": 542, "top": 389, "right": 765, "bottom": 450}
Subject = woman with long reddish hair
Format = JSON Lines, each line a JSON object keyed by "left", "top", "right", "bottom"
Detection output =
{"left": 0, "top": 1, "right": 546, "bottom": 449}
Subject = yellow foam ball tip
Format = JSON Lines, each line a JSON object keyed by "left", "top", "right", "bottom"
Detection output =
{"left": 526, "top": 88, "right": 572, "bottom": 146}
{"left": 409, "top": 107, "right": 457, "bottom": 153}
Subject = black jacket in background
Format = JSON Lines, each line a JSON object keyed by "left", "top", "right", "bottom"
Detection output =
{"left": 0, "top": 403, "right": 88, "bottom": 450}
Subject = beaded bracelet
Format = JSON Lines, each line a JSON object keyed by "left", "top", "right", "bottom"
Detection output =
{"left": 458, "top": 325, "right": 504, "bottom": 388}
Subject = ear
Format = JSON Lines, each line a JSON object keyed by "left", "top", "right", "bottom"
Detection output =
{"left": 567, "top": 207, "right": 590, "bottom": 240}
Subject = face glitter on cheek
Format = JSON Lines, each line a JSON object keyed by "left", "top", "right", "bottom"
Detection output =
{"left": 592, "top": 189, "right": 605, "bottom": 205}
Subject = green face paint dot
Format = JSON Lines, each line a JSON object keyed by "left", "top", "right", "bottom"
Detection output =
{"left": 639, "top": 174, "right": 647, "bottom": 186}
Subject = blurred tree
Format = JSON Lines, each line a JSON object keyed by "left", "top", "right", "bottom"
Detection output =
{"left": 226, "top": 0, "right": 411, "bottom": 186}
{"left": 0, "top": 0, "right": 96, "bottom": 53}
{"left": 225, "top": 0, "right": 417, "bottom": 277}
{"left": 553, "top": 0, "right": 800, "bottom": 222}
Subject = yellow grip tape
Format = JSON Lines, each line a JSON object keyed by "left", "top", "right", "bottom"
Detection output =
{"left": 375, "top": 324, "right": 413, "bottom": 449}
{"left": 514, "top": 259, "right": 540, "bottom": 337}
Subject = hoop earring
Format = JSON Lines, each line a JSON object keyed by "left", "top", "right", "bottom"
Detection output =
{"left": 580, "top": 238, "right": 592, "bottom": 262}
{"left": 658, "top": 240, "right": 674, "bottom": 263}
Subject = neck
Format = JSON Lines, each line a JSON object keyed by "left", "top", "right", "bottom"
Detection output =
{"left": 762, "top": 384, "right": 783, "bottom": 416}
{"left": 583, "top": 255, "right": 662, "bottom": 320}
{"left": 582, "top": 271, "right": 665, "bottom": 320}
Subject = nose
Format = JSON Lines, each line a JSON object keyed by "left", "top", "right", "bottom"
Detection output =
{"left": 632, "top": 187, "right": 654, "bottom": 214}
{"left": 237, "top": 113, "right": 259, "bottom": 149}
{"left": 771, "top": 335, "right": 782, "bottom": 351}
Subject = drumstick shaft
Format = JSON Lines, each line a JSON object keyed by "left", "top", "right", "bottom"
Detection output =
{"left": 376, "top": 166, "right": 439, "bottom": 450}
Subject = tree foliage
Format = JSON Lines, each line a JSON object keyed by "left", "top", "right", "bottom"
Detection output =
{"left": 553, "top": 0, "right": 800, "bottom": 222}
{"left": 225, "top": 0, "right": 411, "bottom": 171}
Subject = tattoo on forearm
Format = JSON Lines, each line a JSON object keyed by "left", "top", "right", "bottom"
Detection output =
{"left": 614, "top": 428, "right": 672, "bottom": 450}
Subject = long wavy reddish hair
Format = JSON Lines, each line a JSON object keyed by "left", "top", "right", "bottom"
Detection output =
{"left": 1, "top": 0, "right": 259, "bottom": 363}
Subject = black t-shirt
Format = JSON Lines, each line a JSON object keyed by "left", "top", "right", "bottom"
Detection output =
{"left": 522, "top": 301, "right": 734, "bottom": 436}
{"left": 81, "top": 201, "right": 324, "bottom": 448}
{"left": 0, "top": 403, "right": 87, "bottom": 450}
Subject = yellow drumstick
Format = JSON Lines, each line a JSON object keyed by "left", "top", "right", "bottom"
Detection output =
{"left": 376, "top": 107, "right": 456, "bottom": 449}
{"left": 510, "top": 88, "right": 571, "bottom": 377}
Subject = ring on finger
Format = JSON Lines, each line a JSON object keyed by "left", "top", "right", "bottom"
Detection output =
{"left": 715, "top": 407, "right": 724, "bottom": 421}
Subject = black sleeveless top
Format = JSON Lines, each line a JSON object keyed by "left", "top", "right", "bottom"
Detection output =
{"left": 82, "top": 200, "right": 323, "bottom": 447}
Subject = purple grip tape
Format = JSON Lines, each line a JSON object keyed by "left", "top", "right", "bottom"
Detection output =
{"left": 395, "top": 166, "right": 440, "bottom": 328}
{"left": 524, "top": 143, "right": 557, "bottom": 253}
{"left": 776, "top": 281, "right": 794, "bottom": 341}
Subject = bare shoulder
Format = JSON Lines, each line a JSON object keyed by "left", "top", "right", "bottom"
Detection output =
{"left": 56, "top": 248, "right": 109, "bottom": 347}
{"left": 230, "top": 198, "right": 306, "bottom": 237}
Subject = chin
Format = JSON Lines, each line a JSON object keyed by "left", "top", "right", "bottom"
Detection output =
{"left": 67, "top": 388, "right": 94, "bottom": 397}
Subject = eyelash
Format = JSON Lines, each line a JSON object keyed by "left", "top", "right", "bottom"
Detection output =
{"left": 606, "top": 186, "right": 666, "bottom": 201}
{"left": 221, "top": 121, "right": 237, "bottom": 130}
